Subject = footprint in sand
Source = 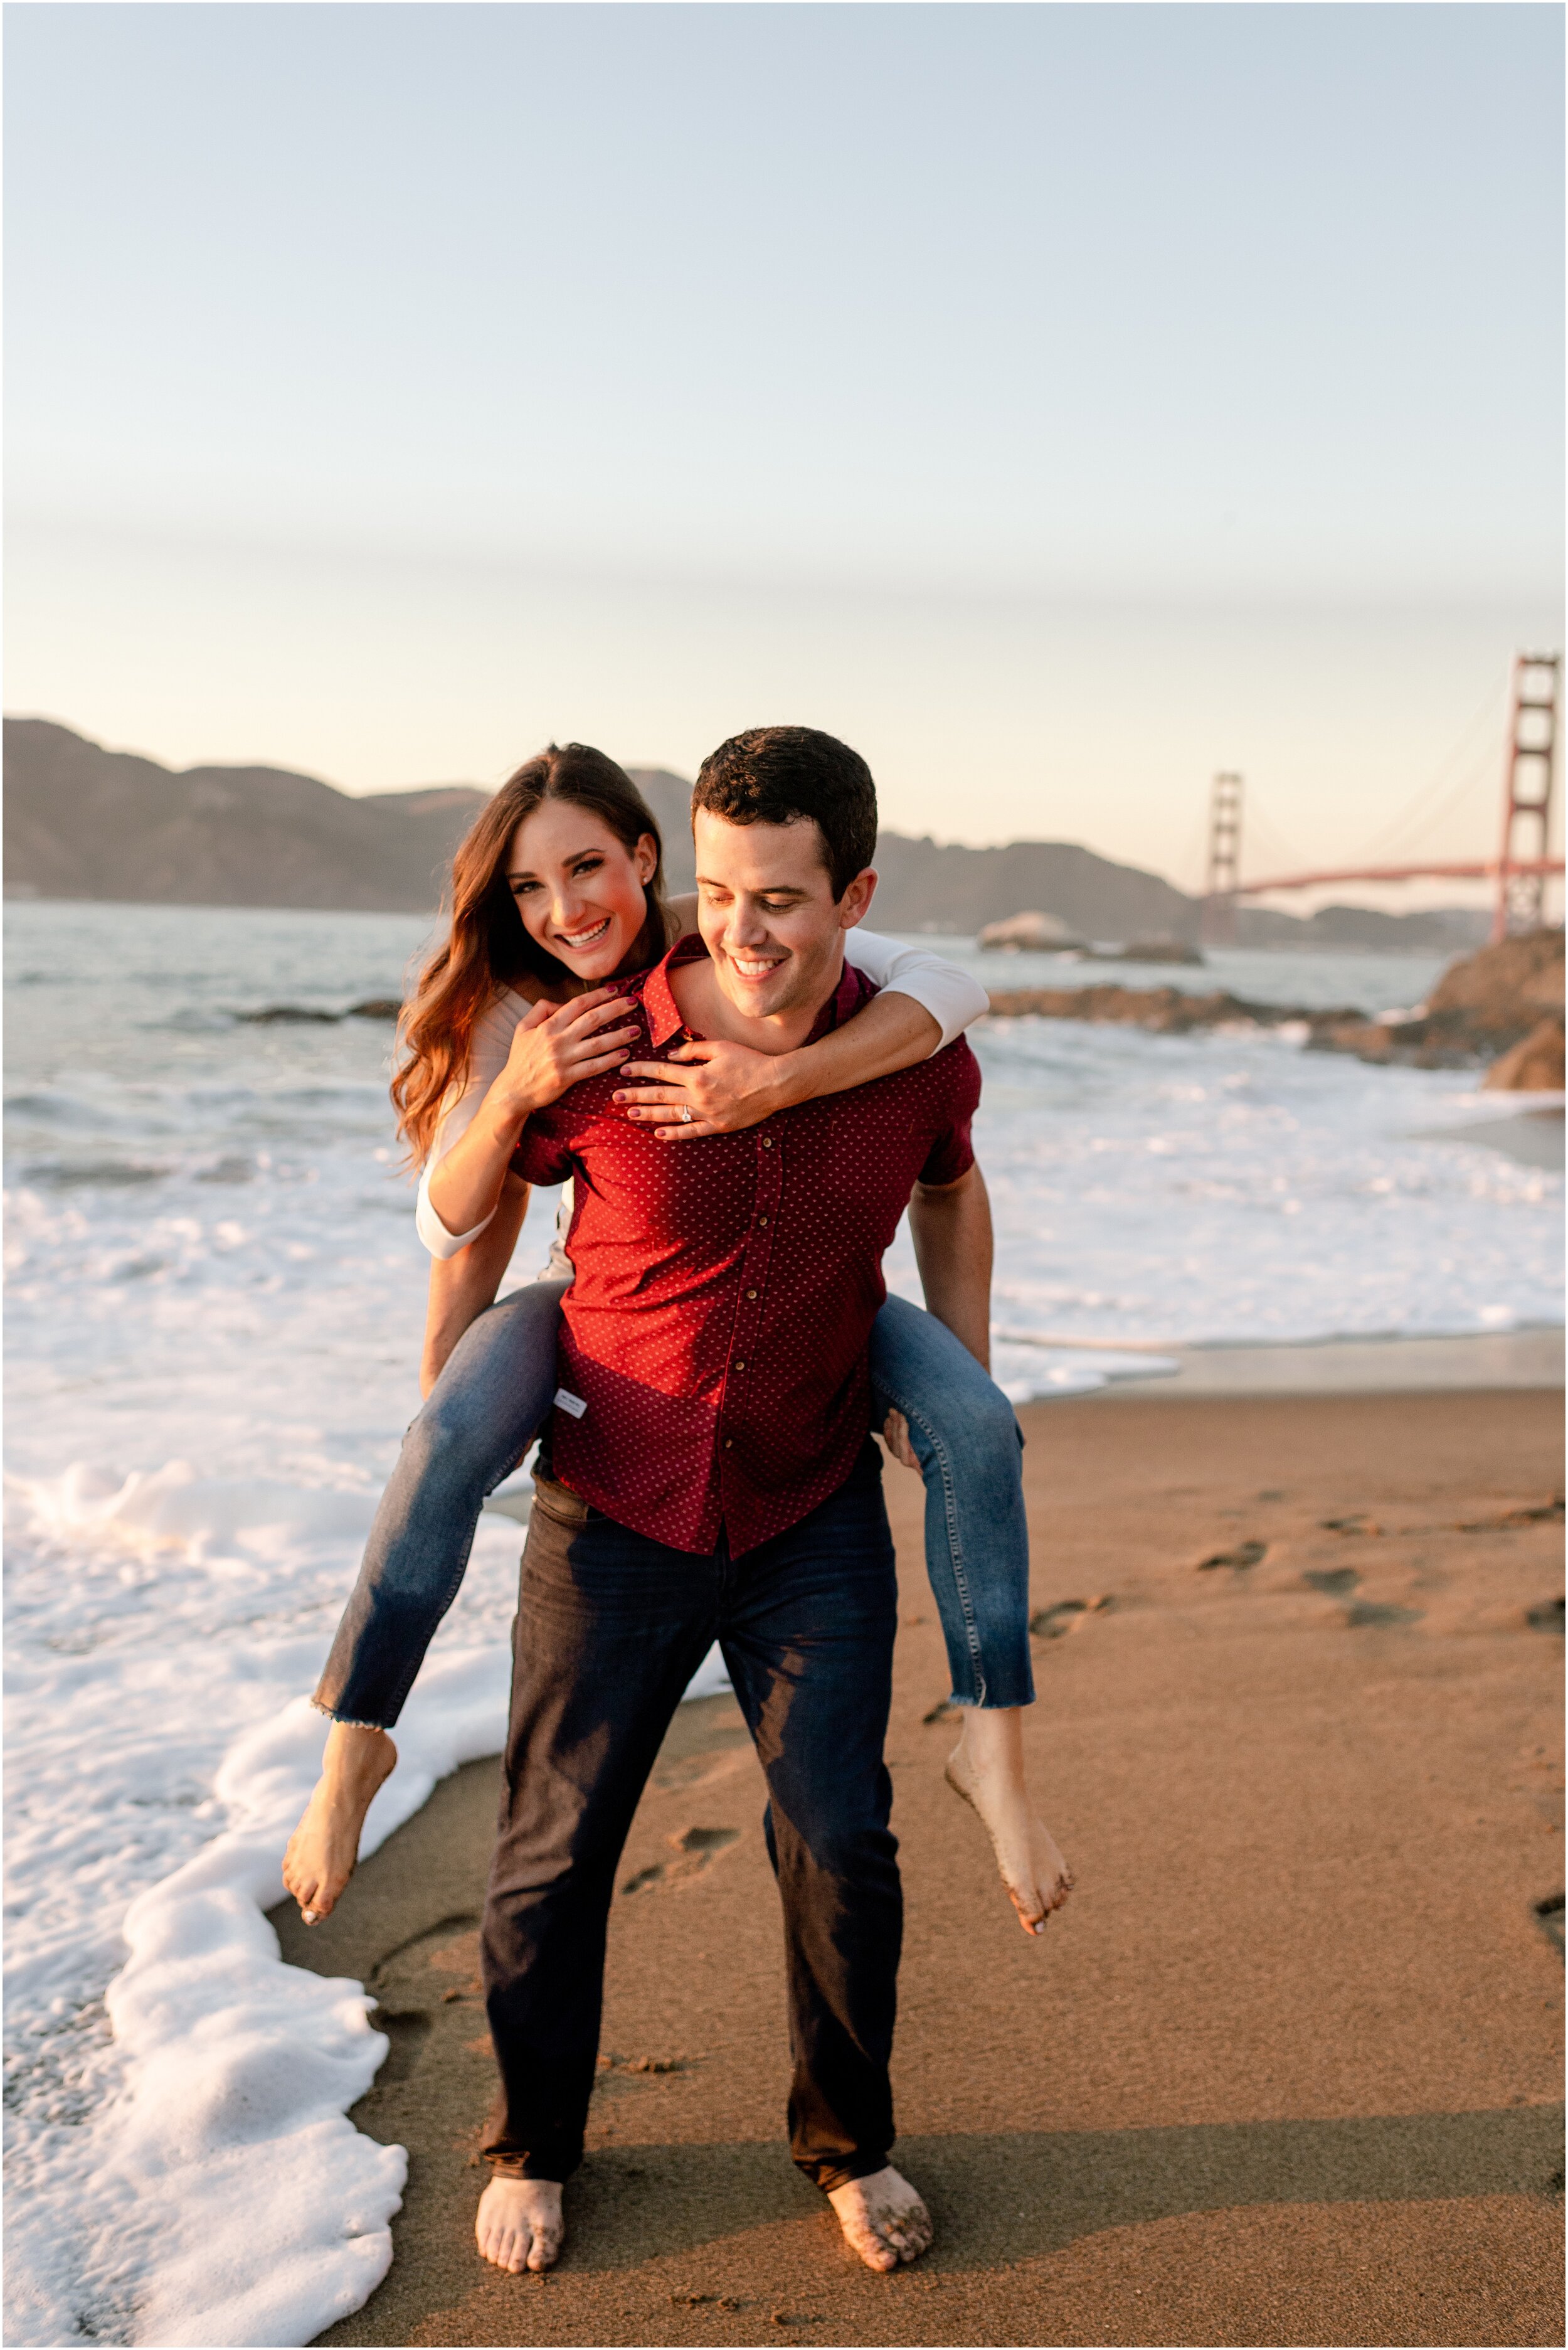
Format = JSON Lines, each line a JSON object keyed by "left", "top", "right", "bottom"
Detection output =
{"left": 620, "top": 1826, "right": 739, "bottom": 1896}
{"left": 1345, "top": 1599, "right": 1422, "bottom": 1629}
{"left": 1534, "top": 1893, "right": 1565, "bottom": 1957}
{"left": 1304, "top": 1567, "right": 1360, "bottom": 1597}
{"left": 1526, "top": 1597, "right": 1565, "bottom": 1634}
{"left": 1029, "top": 1596, "right": 1115, "bottom": 1639}
{"left": 1197, "top": 1540, "right": 1267, "bottom": 1572}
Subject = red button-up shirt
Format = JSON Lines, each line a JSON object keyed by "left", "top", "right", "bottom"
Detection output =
{"left": 514, "top": 933, "right": 982, "bottom": 1555}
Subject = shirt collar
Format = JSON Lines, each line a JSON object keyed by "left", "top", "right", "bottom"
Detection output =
{"left": 643, "top": 931, "right": 864, "bottom": 1053}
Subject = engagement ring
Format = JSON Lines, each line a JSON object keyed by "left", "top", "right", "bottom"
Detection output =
{"left": 680, "top": 1105, "right": 693, "bottom": 1123}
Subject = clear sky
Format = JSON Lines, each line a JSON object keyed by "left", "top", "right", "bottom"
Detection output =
{"left": 5, "top": 1, "right": 1562, "bottom": 900}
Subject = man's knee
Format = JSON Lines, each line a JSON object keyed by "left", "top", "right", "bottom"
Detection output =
{"left": 775, "top": 1802, "right": 897, "bottom": 1886}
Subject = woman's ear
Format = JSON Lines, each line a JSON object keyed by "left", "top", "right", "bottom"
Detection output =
{"left": 635, "top": 832, "right": 658, "bottom": 885}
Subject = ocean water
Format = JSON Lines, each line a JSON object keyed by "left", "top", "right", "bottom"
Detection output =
{"left": 4, "top": 901, "right": 1562, "bottom": 2346}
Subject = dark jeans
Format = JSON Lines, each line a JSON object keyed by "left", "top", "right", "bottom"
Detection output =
{"left": 480, "top": 1441, "right": 902, "bottom": 2192}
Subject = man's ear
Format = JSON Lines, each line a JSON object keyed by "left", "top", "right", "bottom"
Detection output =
{"left": 839, "top": 868, "right": 877, "bottom": 928}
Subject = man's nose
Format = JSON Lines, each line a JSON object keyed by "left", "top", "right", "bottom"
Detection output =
{"left": 724, "top": 896, "right": 770, "bottom": 948}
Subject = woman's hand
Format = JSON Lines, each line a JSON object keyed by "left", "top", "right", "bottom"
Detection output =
{"left": 612, "top": 1038, "right": 800, "bottom": 1140}
{"left": 496, "top": 989, "right": 641, "bottom": 1117}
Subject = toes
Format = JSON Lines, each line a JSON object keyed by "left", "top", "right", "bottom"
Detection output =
{"left": 888, "top": 2204, "right": 933, "bottom": 2262}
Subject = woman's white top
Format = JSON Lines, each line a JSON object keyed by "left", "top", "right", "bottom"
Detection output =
{"left": 414, "top": 931, "right": 988, "bottom": 1260}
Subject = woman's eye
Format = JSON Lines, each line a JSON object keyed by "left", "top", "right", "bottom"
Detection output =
{"left": 571, "top": 858, "right": 604, "bottom": 877}
{"left": 510, "top": 880, "right": 539, "bottom": 896}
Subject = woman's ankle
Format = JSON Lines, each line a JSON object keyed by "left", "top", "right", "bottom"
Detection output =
{"left": 322, "top": 1721, "right": 396, "bottom": 1785}
{"left": 954, "top": 1704, "right": 1026, "bottom": 1780}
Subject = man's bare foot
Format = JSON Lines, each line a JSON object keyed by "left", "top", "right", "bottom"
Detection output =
{"left": 827, "top": 2166, "right": 933, "bottom": 2272}
{"left": 282, "top": 1722, "right": 396, "bottom": 1923}
{"left": 946, "top": 1706, "right": 1074, "bottom": 1937}
{"left": 475, "top": 2176, "right": 564, "bottom": 2273}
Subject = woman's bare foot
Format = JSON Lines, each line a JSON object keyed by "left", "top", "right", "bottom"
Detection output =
{"left": 946, "top": 1706, "right": 1073, "bottom": 1937}
{"left": 475, "top": 2176, "right": 564, "bottom": 2273}
{"left": 827, "top": 2166, "right": 933, "bottom": 2272}
{"left": 281, "top": 1722, "right": 396, "bottom": 1923}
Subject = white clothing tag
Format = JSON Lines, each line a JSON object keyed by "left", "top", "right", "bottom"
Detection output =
{"left": 554, "top": 1387, "right": 588, "bottom": 1420}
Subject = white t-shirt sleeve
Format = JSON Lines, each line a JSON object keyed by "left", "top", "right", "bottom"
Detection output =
{"left": 414, "top": 991, "right": 531, "bottom": 1260}
{"left": 843, "top": 929, "right": 989, "bottom": 1051}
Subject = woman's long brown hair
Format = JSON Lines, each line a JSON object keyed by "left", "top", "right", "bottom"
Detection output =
{"left": 392, "top": 743, "right": 672, "bottom": 1165}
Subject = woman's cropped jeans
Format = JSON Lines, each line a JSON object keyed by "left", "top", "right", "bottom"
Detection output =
{"left": 314, "top": 1280, "right": 1035, "bottom": 1728}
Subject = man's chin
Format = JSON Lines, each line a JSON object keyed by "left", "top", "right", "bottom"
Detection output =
{"left": 717, "top": 960, "right": 798, "bottom": 1018}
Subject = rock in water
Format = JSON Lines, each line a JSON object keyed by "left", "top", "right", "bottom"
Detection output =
{"left": 1484, "top": 1016, "right": 1566, "bottom": 1092}
{"left": 1118, "top": 936, "right": 1205, "bottom": 965}
{"left": 978, "top": 911, "right": 1086, "bottom": 952}
{"left": 1310, "top": 931, "right": 1564, "bottom": 1072}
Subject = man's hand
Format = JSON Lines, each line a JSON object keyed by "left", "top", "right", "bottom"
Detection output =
{"left": 881, "top": 1406, "right": 920, "bottom": 1472}
{"left": 613, "top": 1039, "right": 798, "bottom": 1141}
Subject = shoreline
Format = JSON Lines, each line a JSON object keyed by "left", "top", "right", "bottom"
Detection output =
{"left": 1080, "top": 1325, "right": 1564, "bottom": 1401}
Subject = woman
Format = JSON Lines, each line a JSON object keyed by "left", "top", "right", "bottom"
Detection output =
{"left": 283, "top": 743, "right": 1072, "bottom": 1940}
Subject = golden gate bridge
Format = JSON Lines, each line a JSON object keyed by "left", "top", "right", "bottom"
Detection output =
{"left": 1201, "top": 651, "right": 1562, "bottom": 947}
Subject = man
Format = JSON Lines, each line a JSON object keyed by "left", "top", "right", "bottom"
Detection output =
{"left": 475, "top": 727, "right": 995, "bottom": 2279}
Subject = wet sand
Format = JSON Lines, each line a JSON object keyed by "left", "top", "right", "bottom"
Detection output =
{"left": 275, "top": 1388, "right": 1565, "bottom": 2347}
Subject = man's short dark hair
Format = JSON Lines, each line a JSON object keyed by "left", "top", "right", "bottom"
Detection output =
{"left": 691, "top": 727, "right": 877, "bottom": 901}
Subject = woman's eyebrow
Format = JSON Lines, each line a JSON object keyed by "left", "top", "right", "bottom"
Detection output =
{"left": 505, "top": 843, "right": 606, "bottom": 878}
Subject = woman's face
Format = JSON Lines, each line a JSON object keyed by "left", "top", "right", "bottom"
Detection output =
{"left": 504, "top": 799, "right": 657, "bottom": 983}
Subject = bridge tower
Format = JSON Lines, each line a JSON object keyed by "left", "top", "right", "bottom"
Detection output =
{"left": 1202, "top": 772, "right": 1243, "bottom": 945}
{"left": 1492, "top": 652, "right": 1560, "bottom": 942}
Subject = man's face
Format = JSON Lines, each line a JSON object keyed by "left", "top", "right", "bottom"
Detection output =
{"left": 693, "top": 809, "right": 876, "bottom": 1022}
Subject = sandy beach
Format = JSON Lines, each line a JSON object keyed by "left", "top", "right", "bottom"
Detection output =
{"left": 269, "top": 1381, "right": 1564, "bottom": 2349}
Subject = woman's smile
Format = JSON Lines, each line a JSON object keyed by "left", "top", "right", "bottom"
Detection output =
{"left": 552, "top": 914, "right": 614, "bottom": 952}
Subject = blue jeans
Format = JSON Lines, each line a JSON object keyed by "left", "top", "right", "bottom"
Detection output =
{"left": 481, "top": 1442, "right": 901, "bottom": 2187}
{"left": 314, "top": 1281, "right": 1034, "bottom": 1726}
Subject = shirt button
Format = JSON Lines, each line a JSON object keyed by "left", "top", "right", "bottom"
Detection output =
{"left": 734, "top": 1360, "right": 746, "bottom": 1371}
{"left": 724, "top": 1438, "right": 733, "bottom": 1449}
{"left": 761, "top": 1137, "right": 773, "bottom": 1149}
{"left": 758, "top": 1215, "right": 769, "bottom": 1226}
{"left": 746, "top": 1289, "right": 758, "bottom": 1300}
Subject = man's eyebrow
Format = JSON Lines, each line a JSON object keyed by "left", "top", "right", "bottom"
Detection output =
{"left": 694, "top": 874, "right": 810, "bottom": 895}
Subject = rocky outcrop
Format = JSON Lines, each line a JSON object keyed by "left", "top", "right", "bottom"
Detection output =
{"left": 978, "top": 911, "right": 1086, "bottom": 952}
{"left": 1115, "top": 936, "right": 1205, "bottom": 965}
{"left": 987, "top": 932, "right": 1568, "bottom": 1083}
{"left": 986, "top": 984, "right": 1356, "bottom": 1034}
{"left": 1308, "top": 932, "right": 1565, "bottom": 1070}
{"left": 1483, "top": 1018, "right": 1565, "bottom": 1092}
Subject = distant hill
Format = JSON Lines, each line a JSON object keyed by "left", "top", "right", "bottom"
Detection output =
{"left": 3, "top": 719, "right": 489, "bottom": 912}
{"left": 3, "top": 719, "right": 1490, "bottom": 952}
